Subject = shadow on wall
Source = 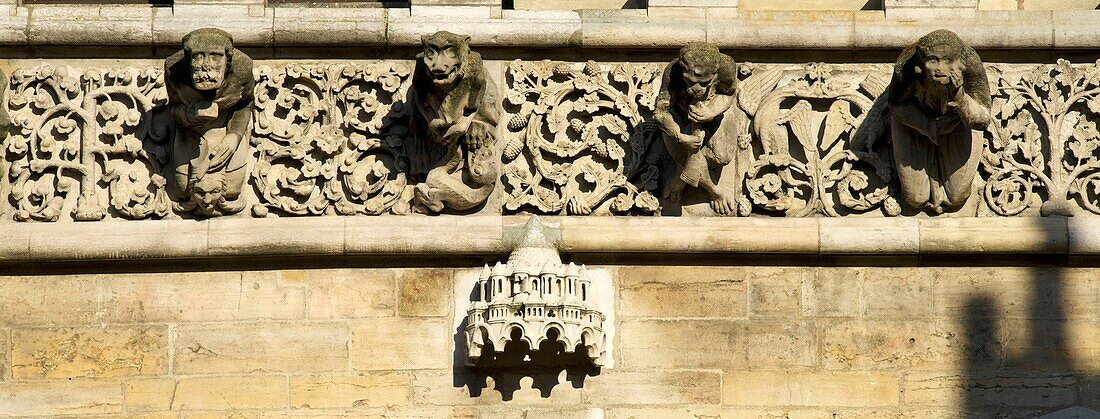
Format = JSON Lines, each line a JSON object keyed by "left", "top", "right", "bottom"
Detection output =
{"left": 451, "top": 319, "right": 600, "bottom": 401}
{"left": 961, "top": 222, "right": 1098, "bottom": 417}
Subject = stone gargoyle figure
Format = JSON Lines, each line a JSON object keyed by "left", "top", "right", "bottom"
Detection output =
{"left": 654, "top": 43, "right": 740, "bottom": 215}
{"left": 408, "top": 31, "right": 499, "bottom": 214}
{"left": 885, "top": 29, "right": 991, "bottom": 215}
{"left": 159, "top": 28, "right": 255, "bottom": 217}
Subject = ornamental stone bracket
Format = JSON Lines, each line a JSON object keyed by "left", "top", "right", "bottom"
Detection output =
{"left": 453, "top": 216, "right": 615, "bottom": 371}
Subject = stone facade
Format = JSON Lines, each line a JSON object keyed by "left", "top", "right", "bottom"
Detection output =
{"left": 2, "top": 1, "right": 1100, "bottom": 417}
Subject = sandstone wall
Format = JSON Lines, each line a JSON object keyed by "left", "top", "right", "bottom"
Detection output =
{"left": 0, "top": 262, "right": 1096, "bottom": 417}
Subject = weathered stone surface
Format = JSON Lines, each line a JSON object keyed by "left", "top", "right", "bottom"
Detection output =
{"left": 172, "top": 375, "right": 288, "bottom": 411}
{"left": 902, "top": 373, "right": 1076, "bottom": 408}
{"left": 583, "top": 370, "right": 721, "bottom": 405}
{"left": 803, "top": 268, "right": 862, "bottom": 317}
{"left": 748, "top": 268, "right": 805, "bottom": 318}
{"left": 11, "top": 326, "right": 168, "bottom": 379}
{"left": 303, "top": 269, "right": 395, "bottom": 319}
{"left": 0, "top": 381, "right": 123, "bottom": 415}
{"left": 618, "top": 319, "right": 745, "bottom": 369}
{"left": 618, "top": 266, "right": 747, "bottom": 318}
{"left": 823, "top": 320, "right": 961, "bottom": 371}
{"left": 820, "top": 218, "right": 919, "bottom": 254}
{"left": 560, "top": 217, "right": 819, "bottom": 253}
{"left": 289, "top": 373, "right": 411, "bottom": 409}
{"left": 123, "top": 378, "right": 176, "bottom": 412}
{"left": 920, "top": 218, "right": 1068, "bottom": 254}
{"left": 26, "top": 220, "right": 207, "bottom": 261}
{"left": 0, "top": 275, "right": 100, "bottom": 326}
{"left": 272, "top": 7, "right": 385, "bottom": 45}
{"left": 350, "top": 318, "right": 451, "bottom": 371}
{"left": 398, "top": 268, "right": 453, "bottom": 317}
{"left": 100, "top": 271, "right": 304, "bottom": 323}
{"left": 862, "top": 268, "right": 933, "bottom": 318}
{"left": 723, "top": 371, "right": 900, "bottom": 407}
{"left": 209, "top": 217, "right": 344, "bottom": 256}
{"left": 173, "top": 322, "right": 349, "bottom": 374}
{"left": 932, "top": 267, "right": 1098, "bottom": 319}
{"left": 743, "top": 321, "right": 818, "bottom": 369}
{"left": 0, "top": 329, "right": 7, "bottom": 381}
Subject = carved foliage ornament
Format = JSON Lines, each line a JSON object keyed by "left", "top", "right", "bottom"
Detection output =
{"left": 251, "top": 62, "right": 412, "bottom": 217}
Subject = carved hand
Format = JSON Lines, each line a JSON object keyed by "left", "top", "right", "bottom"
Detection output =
{"left": 209, "top": 133, "right": 241, "bottom": 164}
{"left": 465, "top": 121, "right": 493, "bottom": 150}
{"left": 441, "top": 115, "right": 473, "bottom": 147}
{"left": 193, "top": 101, "right": 220, "bottom": 125}
{"left": 680, "top": 132, "right": 705, "bottom": 151}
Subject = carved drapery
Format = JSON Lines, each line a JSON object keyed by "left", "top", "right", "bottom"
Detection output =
{"left": 6, "top": 60, "right": 1100, "bottom": 220}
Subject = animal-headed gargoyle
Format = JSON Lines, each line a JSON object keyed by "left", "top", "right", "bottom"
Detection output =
{"left": 885, "top": 29, "right": 991, "bottom": 215}
{"left": 654, "top": 43, "right": 740, "bottom": 215}
{"left": 408, "top": 31, "right": 499, "bottom": 214}
{"left": 159, "top": 28, "right": 255, "bottom": 217}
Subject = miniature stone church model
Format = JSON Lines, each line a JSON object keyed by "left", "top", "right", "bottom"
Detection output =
{"left": 464, "top": 218, "right": 606, "bottom": 367}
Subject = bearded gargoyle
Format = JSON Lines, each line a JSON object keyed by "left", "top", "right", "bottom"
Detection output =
{"left": 654, "top": 43, "right": 741, "bottom": 215}
{"left": 408, "top": 31, "right": 499, "bottom": 214}
{"left": 157, "top": 28, "right": 255, "bottom": 217}
{"left": 885, "top": 29, "right": 991, "bottom": 215}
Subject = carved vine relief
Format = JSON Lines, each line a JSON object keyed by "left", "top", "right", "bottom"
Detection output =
{"left": 5, "top": 31, "right": 1100, "bottom": 221}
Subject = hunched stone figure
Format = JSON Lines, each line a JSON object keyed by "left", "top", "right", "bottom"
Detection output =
{"left": 408, "top": 31, "right": 499, "bottom": 214}
{"left": 886, "top": 29, "right": 991, "bottom": 215}
{"left": 654, "top": 43, "right": 740, "bottom": 215}
{"left": 159, "top": 28, "right": 255, "bottom": 217}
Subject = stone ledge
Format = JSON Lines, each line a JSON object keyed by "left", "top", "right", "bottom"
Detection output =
{"left": 0, "top": 216, "right": 1087, "bottom": 263}
{"left": 0, "top": 5, "right": 1096, "bottom": 49}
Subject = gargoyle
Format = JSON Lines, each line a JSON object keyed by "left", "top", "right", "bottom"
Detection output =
{"left": 408, "top": 31, "right": 499, "bottom": 214}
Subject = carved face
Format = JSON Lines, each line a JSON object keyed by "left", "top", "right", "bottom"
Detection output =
{"left": 190, "top": 47, "right": 228, "bottom": 91}
{"left": 919, "top": 43, "right": 964, "bottom": 87}
{"left": 421, "top": 33, "right": 469, "bottom": 86}
{"left": 679, "top": 46, "right": 720, "bottom": 101}
{"left": 682, "top": 64, "right": 717, "bottom": 101}
{"left": 193, "top": 175, "right": 225, "bottom": 209}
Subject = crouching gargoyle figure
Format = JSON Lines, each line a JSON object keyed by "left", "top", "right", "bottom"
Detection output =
{"left": 654, "top": 43, "right": 740, "bottom": 215}
{"left": 408, "top": 31, "right": 500, "bottom": 214}
{"left": 886, "top": 29, "right": 991, "bottom": 215}
{"left": 159, "top": 28, "right": 255, "bottom": 217}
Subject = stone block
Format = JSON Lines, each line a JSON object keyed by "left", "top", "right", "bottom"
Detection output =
{"left": 618, "top": 266, "right": 748, "bottom": 318}
{"left": 304, "top": 269, "right": 396, "bottom": 319}
{"left": 743, "top": 321, "right": 818, "bottom": 369}
{"left": 0, "top": 329, "right": 7, "bottom": 380}
{"left": 583, "top": 370, "right": 721, "bottom": 405}
{"left": 399, "top": 268, "right": 454, "bottom": 317}
{"left": 289, "top": 373, "right": 411, "bottom": 409}
{"left": 0, "top": 222, "right": 30, "bottom": 261}
{"left": 0, "top": 275, "right": 99, "bottom": 326}
{"left": 649, "top": 0, "right": 738, "bottom": 6}
{"left": 819, "top": 218, "right": 919, "bottom": 254}
{"left": 513, "top": 0, "right": 642, "bottom": 9}
{"left": 346, "top": 216, "right": 506, "bottom": 255}
{"left": 209, "top": 216, "right": 345, "bottom": 257}
{"left": 709, "top": 10, "right": 856, "bottom": 49}
{"left": 560, "top": 217, "right": 819, "bottom": 253}
{"left": 998, "top": 318, "right": 1100, "bottom": 370}
{"left": 99, "top": 271, "right": 304, "bottom": 323}
{"left": 0, "top": 8, "right": 28, "bottom": 44}
{"left": 861, "top": 268, "right": 933, "bottom": 318}
{"left": 172, "top": 375, "right": 288, "bottom": 411}
{"left": 854, "top": 10, "right": 1053, "bottom": 49}
{"left": 803, "top": 268, "right": 862, "bottom": 317}
{"left": 1069, "top": 216, "right": 1100, "bottom": 254}
{"left": 646, "top": 7, "right": 707, "bottom": 20}
{"left": 739, "top": 0, "right": 869, "bottom": 9}
{"left": 748, "top": 267, "right": 805, "bottom": 318}
{"left": 273, "top": 7, "right": 385, "bottom": 45}
{"left": 920, "top": 217, "right": 1067, "bottom": 254}
{"left": 153, "top": 5, "right": 274, "bottom": 46}
{"left": 618, "top": 319, "right": 745, "bottom": 369}
{"left": 903, "top": 373, "right": 1076, "bottom": 408}
{"left": 27, "top": 5, "right": 153, "bottom": 45}
{"left": 823, "top": 320, "right": 962, "bottom": 371}
{"left": 390, "top": 11, "right": 582, "bottom": 47}
{"left": 239, "top": 270, "right": 309, "bottom": 320}
{"left": 350, "top": 318, "right": 451, "bottom": 371}
{"left": 608, "top": 407, "right": 723, "bottom": 419}
{"left": 123, "top": 378, "right": 176, "bottom": 412}
{"left": 932, "top": 267, "right": 1098, "bottom": 319}
{"left": 173, "top": 322, "right": 349, "bottom": 374}
{"left": 723, "top": 371, "right": 900, "bottom": 407}
{"left": 26, "top": 220, "right": 206, "bottom": 262}
{"left": 0, "top": 381, "right": 123, "bottom": 415}
{"left": 11, "top": 326, "right": 168, "bottom": 379}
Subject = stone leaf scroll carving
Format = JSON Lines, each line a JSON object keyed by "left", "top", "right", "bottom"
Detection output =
{"left": 6, "top": 65, "right": 169, "bottom": 222}
{"left": 8, "top": 59, "right": 1100, "bottom": 220}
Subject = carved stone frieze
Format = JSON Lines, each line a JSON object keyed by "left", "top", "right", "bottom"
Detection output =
{"left": 739, "top": 62, "right": 900, "bottom": 217}
{"left": 6, "top": 65, "right": 168, "bottom": 222}
{"left": 982, "top": 59, "right": 1100, "bottom": 216}
{"left": 251, "top": 62, "right": 413, "bottom": 217}
{"left": 501, "top": 60, "right": 662, "bottom": 215}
